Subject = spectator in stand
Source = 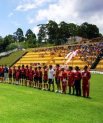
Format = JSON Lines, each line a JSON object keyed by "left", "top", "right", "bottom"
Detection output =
{"left": 79, "top": 42, "right": 103, "bottom": 66}
{"left": 82, "top": 66, "right": 91, "bottom": 98}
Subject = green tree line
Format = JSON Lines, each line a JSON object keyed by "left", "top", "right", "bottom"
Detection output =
{"left": 0, "top": 21, "right": 102, "bottom": 52}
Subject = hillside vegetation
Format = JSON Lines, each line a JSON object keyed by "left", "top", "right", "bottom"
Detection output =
{"left": 0, "top": 50, "right": 26, "bottom": 66}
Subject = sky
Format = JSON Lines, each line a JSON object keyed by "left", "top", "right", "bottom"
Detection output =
{"left": 0, "top": 0, "right": 103, "bottom": 37}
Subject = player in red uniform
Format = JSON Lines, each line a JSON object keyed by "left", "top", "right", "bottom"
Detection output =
{"left": 12, "top": 66, "right": 16, "bottom": 84}
{"left": 15, "top": 66, "right": 21, "bottom": 85}
{"left": 43, "top": 66, "right": 48, "bottom": 90}
{"left": 38, "top": 66, "right": 43, "bottom": 89}
{"left": 0, "top": 65, "right": 4, "bottom": 82}
{"left": 0, "top": 66, "right": 2, "bottom": 82}
{"left": 34, "top": 67, "right": 39, "bottom": 88}
{"left": 28, "top": 66, "right": 34, "bottom": 87}
{"left": 8, "top": 66, "right": 12, "bottom": 84}
{"left": 20, "top": 65, "right": 26, "bottom": 86}
{"left": 61, "top": 68, "right": 67, "bottom": 94}
{"left": 55, "top": 64, "right": 61, "bottom": 93}
{"left": 25, "top": 65, "right": 29, "bottom": 86}
{"left": 82, "top": 66, "right": 91, "bottom": 98}
{"left": 74, "top": 66, "right": 82, "bottom": 96}
{"left": 67, "top": 66, "right": 74, "bottom": 95}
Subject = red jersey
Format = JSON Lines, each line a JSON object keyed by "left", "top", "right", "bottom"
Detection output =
{"left": 25, "top": 68, "right": 29, "bottom": 77}
{"left": 82, "top": 71, "right": 91, "bottom": 84}
{"left": 43, "top": 68, "right": 48, "bottom": 80}
{"left": 74, "top": 71, "right": 81, "bottom": 81}
{"left": 55, "top": 68, "right": 60, "bottom": 79}
{"left": 16, "top": 69, "right": 21, "bottom": 79}
{"left": 67, "top": 71, "right": 74, "bottom": 85}
{"left": 34, "top": 70, "right": 38, "bottom": 78}
{"left": 61, "top": 71, "right": 67, "bottom": 86}
{"left": 38, "top": 70, "right": 42, "bottom": 78}
{"left": 0, "top": 67, "right": 2, "bottom": 73}
{"left": 13, "top": 68, "right": 16, "bottom": 75}
{"left": 21, "top": 68, "right": 25, "bottom": 75}
{"left": 9, "top": 68, "right": 12, "bottom": 75}
{"left": 0, "top": 67, "right": 4, "bottom": 74}
{"left": 29, "top": 69, "right": 34, "bottom": 80}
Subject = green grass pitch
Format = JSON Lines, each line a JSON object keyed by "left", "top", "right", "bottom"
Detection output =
{"left": 0, "top": 74, "right": 103, "bottom": 123}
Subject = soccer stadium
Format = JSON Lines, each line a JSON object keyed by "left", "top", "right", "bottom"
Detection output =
{"left": 0, "top": 0, "right": 103, "bottom": 123}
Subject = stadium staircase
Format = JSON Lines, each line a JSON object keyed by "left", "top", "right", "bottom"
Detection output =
{"left": 96, "top": 59, "right": 103, "bottom": 70}
{"left": 91, "top": 51, "right": 103, "bottom": 70}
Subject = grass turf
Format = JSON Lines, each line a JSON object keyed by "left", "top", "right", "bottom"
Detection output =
{"left": 0, "top": 74, "right": 103, "bottom": 123}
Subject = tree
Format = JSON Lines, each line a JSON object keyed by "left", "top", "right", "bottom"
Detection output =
{"left": 25, "top": 29, "right": 36, "bottom": 39}
{"left": 58, "top": 21, "right": 70, "bottom": 44}
{"left": 3, "top": 36, "right": 11, "bottom": 50}
{"left": 0, "top": 37, "right": 4, "bottom": 52}
{"left": 87, "top": 24, "right": 100, "bottom": 39}
{"left": 14, "top": 28, "right": 24, "bottom": 42}
{"left": 78, "top": 22, "right": 88, "bottom": 38}
{"left": 78, "top": 22, "right": 100, "bottom": 39}
{"left": 68, "top": 23, "right": 79, "bottom": 37}
{"left": 37, "top": 24, "right": 47, "bottom": 44}
{"left": 4, "top": 35, "right": 15, "bottom": 44}
{"left": 25, "top": 29, "right": 36, "bottom": 47}
{"left": 46, "top": 20, "right": 58, "bottom": 44}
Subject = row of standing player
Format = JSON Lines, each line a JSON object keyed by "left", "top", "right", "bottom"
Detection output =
{"left": 0, "top": 64, "right": 91, "bottom": 98}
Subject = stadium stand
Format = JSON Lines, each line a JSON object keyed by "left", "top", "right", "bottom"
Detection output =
{"left": 13, "top": 38, "right": 103, "bottom": 70}
{"left": 14, "top": 47, "right": 88, "bottom": 69}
